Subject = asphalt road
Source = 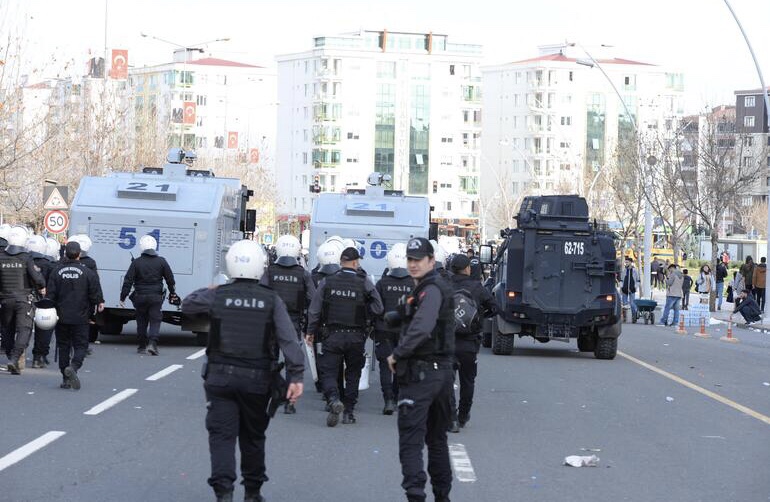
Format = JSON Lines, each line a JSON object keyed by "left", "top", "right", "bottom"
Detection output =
{"left": 2, "top": 321, "right": 769, "bottom": 502}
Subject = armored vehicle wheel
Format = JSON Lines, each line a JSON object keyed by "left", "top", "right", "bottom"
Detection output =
{"left": 482, "top": 332, "right": 492, "bottom": 348}
{"left": 577, "top": 334, "right": 596, "bottom": 352}
{"left": 594, "top": 337, "right": 617, "bottom": 360}
{"left": 492, "top": 332, "right": 514, "bottom": 355}
{"left": 195, "top": 331, "right": 208, "bottom": 347}
{"left": 100, "top": 320, "right": 124, "bottom": 335}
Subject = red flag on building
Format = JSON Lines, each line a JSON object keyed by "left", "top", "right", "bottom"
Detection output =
{"left": 249, "top": 148, "right": 260, "bottom": 164}
{"left": 109, "top": 49, "right": 128, "bottom": 79}
{"left": 183, "top": 102, "right": 196, "bottom": 124}
{"left": 227, "top": 131, "right": 239, "bottom": 149}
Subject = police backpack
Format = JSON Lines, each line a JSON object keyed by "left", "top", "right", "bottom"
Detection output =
{"left": 453, "top": 289, "right": 479, "bottom": 334}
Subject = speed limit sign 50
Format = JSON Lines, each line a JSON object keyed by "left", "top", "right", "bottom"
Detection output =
{"left": 44, "top": 210, "right": 69, "bottom": 234}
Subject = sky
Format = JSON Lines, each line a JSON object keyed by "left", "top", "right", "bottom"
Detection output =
{"left": 3, "top": 0, "right": 769, "bottom": 114}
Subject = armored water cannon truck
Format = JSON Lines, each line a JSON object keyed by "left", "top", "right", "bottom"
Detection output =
{"left": 69, "top": 148, "right": 255, "bottom": 345}
{"left": 481, "top": 195, "right": 621, "bottom": 359}
{"left": 308, "top": 172, "right": 433, "bottom": 280}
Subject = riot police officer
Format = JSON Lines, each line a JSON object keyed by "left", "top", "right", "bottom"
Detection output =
{"left": 374, "top": 243, "right": 412, "bottom": 415}
{"left": 309, "top": 241, "right": 342, "bottom": 394}
{"left": 0, "top": 226, "right": 46, "bottom": 374}
{"left": 262, "top": 234, "right": 315, "bottom": 414}
{"left": 447, "top": 254, "right": 498, "bottom": 432}
{"left": 119, "top": 235, "right": 176, "bottom": 355}
{"left": 47, "top": 241, "right": 103, "bottom": 389}
{"left": 181, "top": 240, "right": 304, "bottom": 502}
{"left": 306, "top": 246, "right": 383, "bottom": 427}
{"left": 27, "top": 235, "right": 55, "bottom": 368}
{"left": 386, "top": 237, "right": 455, "bottom": 502}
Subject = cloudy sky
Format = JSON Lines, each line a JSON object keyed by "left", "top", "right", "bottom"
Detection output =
{"left": 4, "top": 0, "right": 769, "bottom": 113}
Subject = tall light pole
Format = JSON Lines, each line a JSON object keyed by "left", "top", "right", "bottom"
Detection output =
{"left": 574, "top": 44, "right": 654, "bottom": 299}
{"left": 721, "top": 0, "right": 770, "bottom": 312}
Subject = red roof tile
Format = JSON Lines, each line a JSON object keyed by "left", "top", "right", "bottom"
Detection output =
{"left": 508, "top": 53, "right": 654, "bottom": 66}
{"left": 188, "top": 57, "right": 261, "bottom": 68}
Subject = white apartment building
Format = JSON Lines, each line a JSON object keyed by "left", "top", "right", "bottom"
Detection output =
{"left": 276, "top": 30, "right": 483, "bottom": 238}
{"left": 481, "top": 43, "right": 685, "bottom": 238}
{"left": 128, "top": 49, "right": 276, "bottom": 167}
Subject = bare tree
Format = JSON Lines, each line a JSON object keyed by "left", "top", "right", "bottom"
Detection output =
{"left": 673, "top": 110, "right": 769, "bottom": 310}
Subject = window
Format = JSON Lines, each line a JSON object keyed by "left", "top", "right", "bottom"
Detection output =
{"left": 560, "top": 116, "right": 572, "bottom": 126}
{"left": 347, "top": 131, "right": 360, "bottom": 139}
{"left": 569, "top": 71, "right": 573, "bottom": 82}
{"left": 441, "top": 136, "right": 453, "bottom": 143}
{"left": 744, "top": 116, "right": 756, "bottom": 128}
{"left": 744, "top": 136, "right": 754, "bottom": 147}
{"left": 445, "top": 201, "right": 452, "bottom": 211}
{"left": 302, "top": 152, "right": 308, "bottom": 164}
{"left": 196, "top": 95, "right": 207, "bottom": 106}
{"left": 377, "top": 61, "right": 396, "bottom": 78}
{"left": 742, "top": 156, "right": 752, "bottom": 167}
{"left": 449, "top": 64, "right": 455, "bottom": 75}
{"left": 745, "top": 96, "right": 756, "bottom": 107}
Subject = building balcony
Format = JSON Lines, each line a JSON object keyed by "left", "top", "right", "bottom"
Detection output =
{"left": 313, "top": 137, "right": 339, "bottom": 146}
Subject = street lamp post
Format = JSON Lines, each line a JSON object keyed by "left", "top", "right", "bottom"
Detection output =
{"left": 574, "top": 44, "right": 654, "bottom": 298}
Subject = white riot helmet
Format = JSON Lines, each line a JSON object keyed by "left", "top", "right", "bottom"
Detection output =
{"left": 0, "top": 224, "right": 11, "bottom": 241}
{"left": 7, "top": 226, "right": 28, "bottom": 248}
{"left": 387, "top": 243, "right": 408, "bottom": 270}
{"left": 275, "top": 235, "right": 301, "bottom": 258}
{"left": 68, "top": 234, "right": 92, "bottom": 255}
{"left": 225, "top": 239, "right": 267, "bottom": 280}
{"left": 324, "top": 236, "right": 346, "bottom": 253}
{"left": 139, "top": 235, "right": 157, "bottom": 254}
{"left": 45, "top": 238, "right": 60, "bottom": 261}
{"left": 317, "top": 241, "right": 342, "bottom": 266}
{"left": 34, "top": 306, "right": 58, "bottom": 330}
{"left": 26, "top": 235, "right": 47, "bottom": 255}
{"left": 430, "top": 239, "right": 447, "bottom": 267}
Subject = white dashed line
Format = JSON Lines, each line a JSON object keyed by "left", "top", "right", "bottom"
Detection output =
{"left": 0, "top": 431, "right": 66, "bottom": 472}
{"left": 449, "top": 443, "right": 477, "bottom": 483}
{"left": 186, "top": 349, "right": 206, "bottom": 360}
{"left": 84, "top": 389, "right": 138, "bottom": 416}
{"left": 146, "top": 364, "right": 184, "bottom": 381}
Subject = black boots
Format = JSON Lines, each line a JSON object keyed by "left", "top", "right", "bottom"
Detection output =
{"left": 342, "top": 411, "right": 356, "bottom": 424}
{"left": 63, "top": 366, "right": 81, "bottom": 390}
{"left": 32, "top": 356, "right": 46, "bottom": 369}
{"left": 326, "top": 399, "right": 344, "bottom": 427}
{"left": 284, "top": 403, "right": 296, "bottom": 414}
{"left": 382, "top": 399, "right": 396, "bottom": 415}
{"left": 148, "top": 341, "right": 159, "bottom": 356}
{"left": 214, "top": 491, "right": 233, "bottom": 502}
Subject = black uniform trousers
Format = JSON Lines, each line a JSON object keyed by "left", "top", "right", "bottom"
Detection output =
{"left": 55, "top": 323, "right": 89, "bottom": 373}
{"left": 373, "top": 330, "right": 399, "bottom": 400}
{"left": 204, "top": 365, "right": 271, "bottom": 496}
{"left": 1, "top": 295, "right": 34, "bottom": 361}
{"left": 32, "top": 327, "right": 55, "bottom": 358}
{"left": 131, "top": 293, "right": 163, "bottom": 346}
{"left": 318, "top": 329, "right": 366, "bottom": 411}
{"left": 398, "top": 364, "right": 454, "bottom": 501}
{"left": 449, "top": 336, "right": 480, "bottom": 419}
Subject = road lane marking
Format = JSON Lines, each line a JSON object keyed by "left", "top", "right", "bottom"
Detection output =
{"left": 0, "top": 431, "right": 66, "bottom": 472}
{"left": 186, "top": 349, "right": 206, "bottom": 360}
{"left": 449, "top": 443, "right": 477, "bottom": 483}
{"left": 84, "top": 389, "right": 138, "bottom": 416}
{"left": 146, "top": 364, "right": 184, "bottom": 381}
{"left": 618, "top": 351, "right": 770, "bottom": 426}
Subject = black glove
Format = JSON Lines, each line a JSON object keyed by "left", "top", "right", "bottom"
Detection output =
{"left": 168, "top": 293, "right": 181, "bottom": 306}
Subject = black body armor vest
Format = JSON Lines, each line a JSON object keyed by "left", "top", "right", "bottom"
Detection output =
{"left": 408, "top": 272, "right": 455, "bottom": 359}
{"left": 0, "top": 251, "right": 32, "bottom": 295}
{"left": 377, "top": 274, "right": 413, "bottom": 333}
{"left": 323, "top": 271, "right": 367, "bottom": 329}
{"left": 267, "top": 263, "right": 306, "bottom": 315}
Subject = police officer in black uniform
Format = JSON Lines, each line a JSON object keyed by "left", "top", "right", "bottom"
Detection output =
{"left": 182, "top": 240, "right": 304, "bottom": 502}
{"left": 447, "top": 254, "right": 498, "bottom": 432}
{"left": 47, "top": 241, "right": 104, "bottom": 389}
{"left": 68, "top": 234, "right": 104, "bottom": 346}
{"left": 386, "top": 237, "right": 455, "bottom": 502}
{"left": 306, "top": 246, "right": 383, "bottom": 427}
{"left": 374, "top": 243, "right": 412, "bottom": 415}
{"left": 27, "top": 235, "right": 56, "bottom": 368}
{"left": 119, "top": 234, "right": 176, "bottom": 355}
{"left": 310, "top": 241, "right": 342, "bottom": 394}
{"left": 1, "top": 227, "right": 46, "bottom": 374}
{"left": 262, "top": 235, "right": 315, "bottom": 414}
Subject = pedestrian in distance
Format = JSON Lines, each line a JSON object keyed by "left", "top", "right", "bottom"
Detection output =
{"left": 752, "top": 257, "right": 766, "bottom": 311}
{"left": 181, "top": 240, "right": 304, "bottom": 502}
{"left": 386, "top": 237, "right": 455, "bottom": 502}
{"left": 695, "top": 264, "right": 715, "bottom": 305}
{"left": 715, "top": 259, "right": 728, "bottom": 310}
{"left": 658, "top": 263, "right": 683, "bottom": 327}
{"left": 620, "top": 257, "right": 640, "bottom": 318}
{"left": 46, "top": 241, "right": 104, "bottom": 390}
{"left": 305, "top": 246, "right": 383, "bottom": 426}
{"left": 740, "top": 256, "right": 755, "bottom": 293}
{"left": 261, "top": 234, "right": 315, "bottom": 414}
{"left": 732, "top": 289, "right": 762, "bottom": 325}
{"left": 0, "top": 226, "right": 46, "bottom": 374}
{"left": 681, "top": 269, "right": 693, "bottom": 310}
{"left": 119, "top": 234, "right": 177, "bottom": 356}
{"left": 374, "top": 243, "right": 413, "bottom": 416}
{"left": 447, "top": 253, "right": 498, "bottom": 433}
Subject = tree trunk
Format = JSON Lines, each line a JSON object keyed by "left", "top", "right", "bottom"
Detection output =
{"left": 710, "top": 232, "right": 719, "bottom": 312}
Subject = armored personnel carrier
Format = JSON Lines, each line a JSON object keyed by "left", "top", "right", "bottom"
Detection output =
{"left": 481, "top": 195, "right": 621, "bottom": 359}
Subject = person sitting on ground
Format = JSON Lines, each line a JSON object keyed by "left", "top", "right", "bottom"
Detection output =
{"left": 732, "top": 289, "right": 762, "bottom": 325}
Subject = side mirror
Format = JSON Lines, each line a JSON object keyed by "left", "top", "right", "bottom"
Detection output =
{"left": 479, "top": 244, "right": 493, "bottom": 265}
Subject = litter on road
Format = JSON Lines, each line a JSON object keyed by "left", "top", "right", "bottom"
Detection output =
{"left": 564, "top": 455, "right": 599, "bottom": 467}
{"left": 666, "top": 396, "right": 675, "bottom": 402}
